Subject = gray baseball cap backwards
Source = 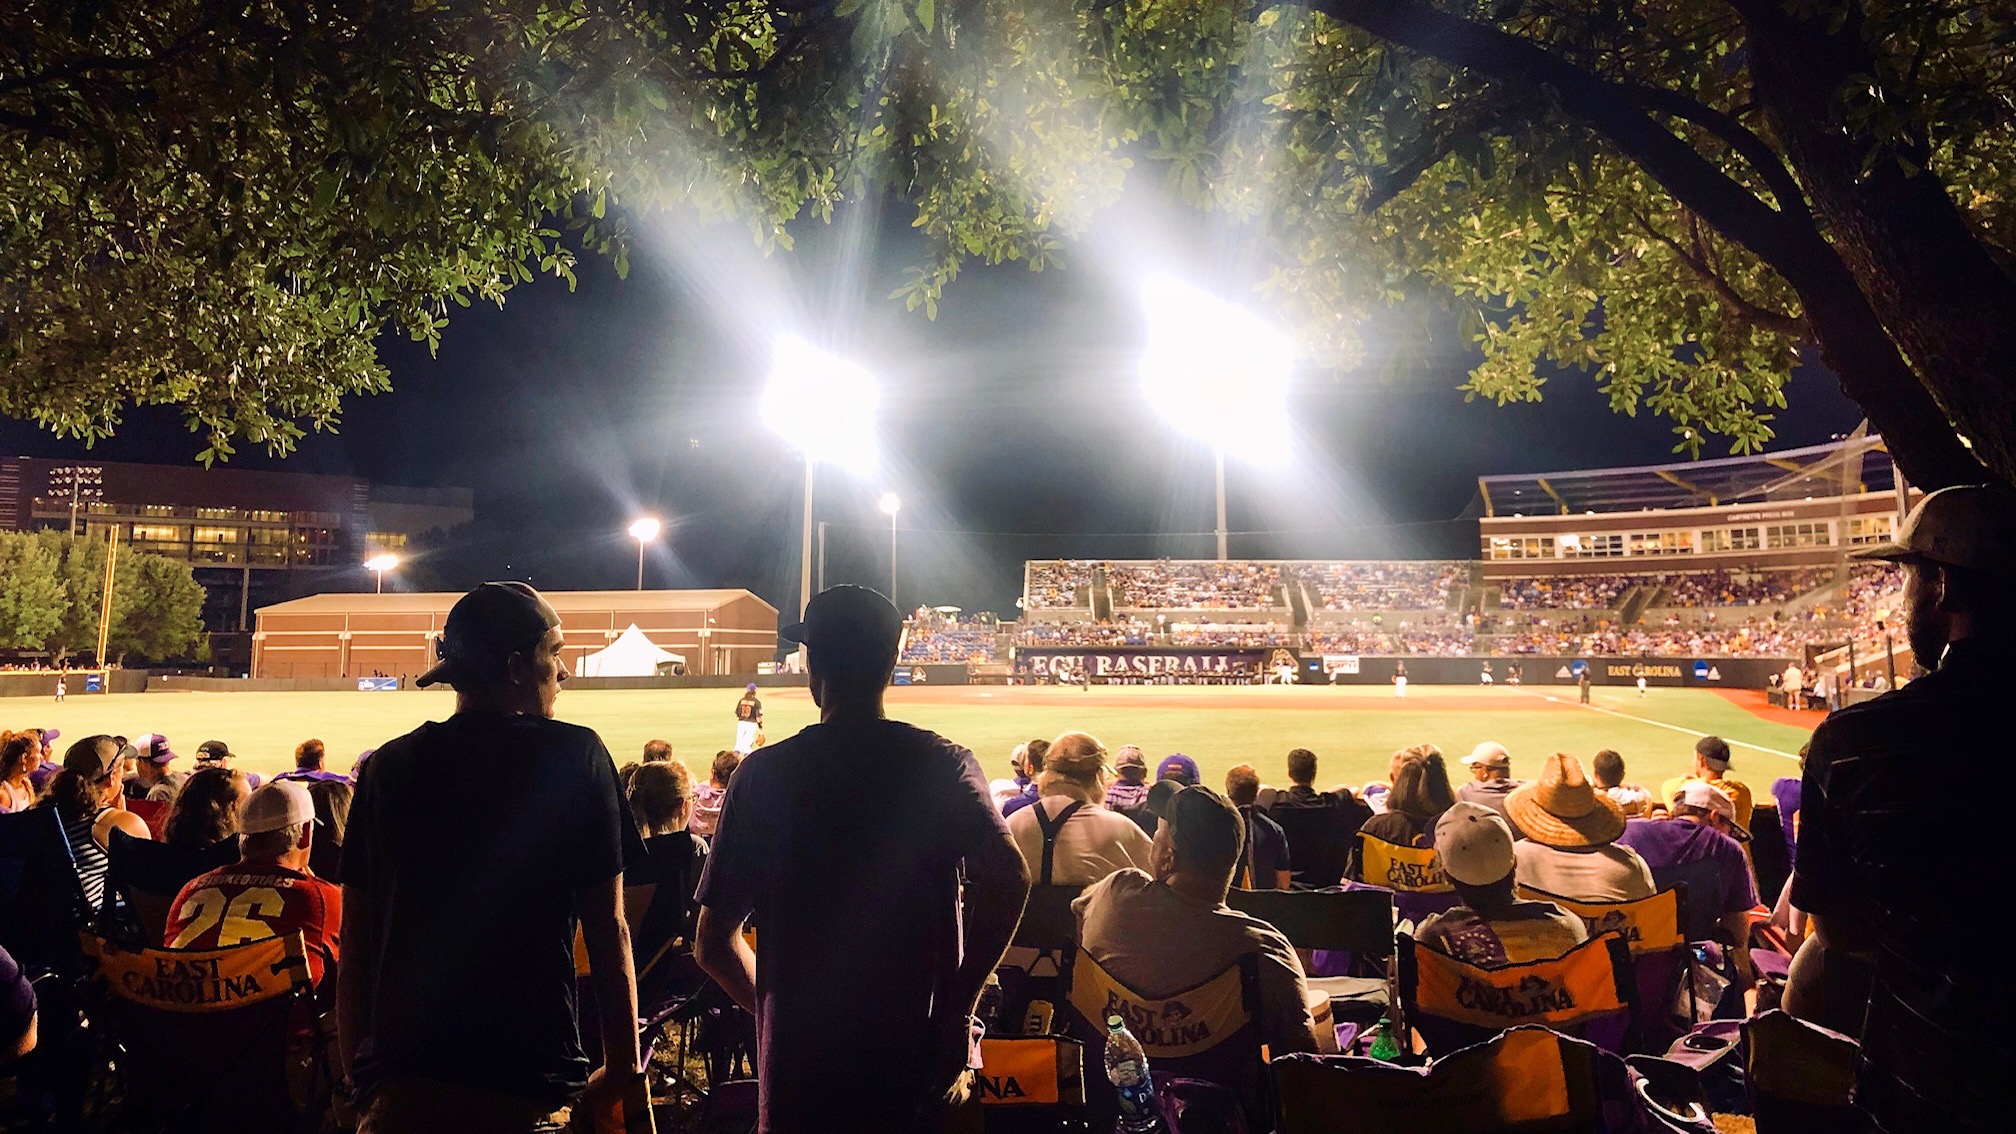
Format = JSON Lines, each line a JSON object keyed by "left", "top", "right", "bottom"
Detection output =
{"left": 415, "top": 582, "right": 562, "bottom": 689}
{"left": 1851, "top": 485, "right": 2016, "bottom": 575}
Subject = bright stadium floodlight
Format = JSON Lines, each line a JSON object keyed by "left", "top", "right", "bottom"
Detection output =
{"left": 628, "top": 517, "right": 662, "bottom": 590}
{"left": 763, "top": 335, "right": 881, "bottom": 620}
{"left": 364, "top": 553, "right": 399, "bottom": 594}
{"left": 1137, "top": 276, "right": 1294, "bottom": 560}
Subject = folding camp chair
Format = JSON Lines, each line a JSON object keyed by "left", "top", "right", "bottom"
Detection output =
{"left": 103, "top": 830, "right": 242, "bottom": 946}
{"left": 1356, "top": 834, "right": 1459, "bottom": 924}
{"left": 123, "top": 797, "right": 169, "bottom": 841}
{"left": 1748, "top": 803, "right": 1791, "bottom": 905}
{"left": 1743, "top": 1009, "right": 1862, "bottom": 1134}
{"left": 1648, "top": 860, "right": 1722, "bottom": 945}
{"left": 998, "top": 884, "right": 1083, "bottom": 1030}
{"left": 85, "top": 932, "right": 322, "bottom": 1134}
{"left": 976, "top": 1035, "right": 1091, "bottom": 1133}
{"left": 1228, "top": 887, "right": 1395, "bottom": 1027}
{"left": 1520, "top": 885, "right": 1688, "bottom": 1051}
{"left": 1063, "top": 949, "right": 1272, "bottom": 1131}
{"left": 1273, "top": 1026, "right": 1612, "bottom": 1133}
{"left": 0, "top": 808, "right": 90, "bottom": 978}
{"left": 1267, "top": 806, "right": 1352, "bottom": 890}
{"left": 1397, "top": 933, "right": 1637, "bottom": 1057}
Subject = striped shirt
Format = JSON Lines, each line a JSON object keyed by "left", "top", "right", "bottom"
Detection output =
{"left": 61, "top": 806, "right": 112, "bottom": 911}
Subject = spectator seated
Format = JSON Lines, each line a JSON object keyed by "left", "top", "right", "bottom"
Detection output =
{"left": 1014, "top": 619, "right": 1151, "bottom": 647}
{"left": 1655, "top": 567, "right": 1831, "bottom": 607}
{"left": 1108, "top": 560, "right": 1282, "bottom": 610}
{"left": 103, "top": 828, "right": 241, "bottom": 945}
{"left": 1273, "top": 1026, "right": 1626, "bottom": 1132}
{"left": 1025, "top": 561, "right": 1095, "bottom": 610}
{"left": 899, "top": 613, "right": 998, "bottom": 664}
{"left": 84, "top": 932, "right": 321, "bottom": 1134}
{"left": 1295, "top": 561, "right": 1467, "bottom": 611}
{"left": 1398, "top": 932, "right": 1637, "bottom": 1056}
{"left": 1498, "top": 574, "right": 1636, "bottom": 610}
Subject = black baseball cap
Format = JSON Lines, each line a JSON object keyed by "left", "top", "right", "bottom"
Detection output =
{"left": 1153, "top": 785, "right": 1245, "bottom": 874}
{"left": 782, "top": 585, "right": 901, "bottom": 654}
{"left": 415, "top": 582, "right": 562, "bottom": 689}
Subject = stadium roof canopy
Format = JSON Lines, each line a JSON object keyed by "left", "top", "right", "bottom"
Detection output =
{"left": 1476, "top": 434, "right": 1897, "bottom": 517}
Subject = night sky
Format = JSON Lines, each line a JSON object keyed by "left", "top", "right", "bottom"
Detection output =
{"left": 1, "top": 201, "right": 1867, "bottom": 617}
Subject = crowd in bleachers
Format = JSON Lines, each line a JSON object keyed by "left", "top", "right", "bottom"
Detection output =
{"left": 1295, "top": 561, "right": 1466, "bottom": 611}
{"left": 1167, "top": 622, "right": 1292, "bottom": 648}
{"left": 1109, "top": 560, "right": 1282, "bottom": 609}
{"left": 1654, "top": 567, "right": 1833, "bottom": 607}
{"left": 1306, "top": 616, "right": 1475, "bottom": 656}
{"left": 898, "top": 613, "right": 999, "bottom": 664}
{"left": 1015, "top": 619, "right": 1154, "bottom": 646}
{"left": 1496, "top": 574, "right": 1635, "bottom": 609}
{"left": 1024, "top": 559, "right": 1094, "bottom": 609}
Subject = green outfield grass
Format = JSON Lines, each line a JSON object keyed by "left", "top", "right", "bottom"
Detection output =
{"left": 12, "top": 683, "right": 1812, "bottom": 793}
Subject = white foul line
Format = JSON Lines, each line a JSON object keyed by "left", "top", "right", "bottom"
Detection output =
{"left": 1527, "top": 691, "right": 1804, "bottom": 761}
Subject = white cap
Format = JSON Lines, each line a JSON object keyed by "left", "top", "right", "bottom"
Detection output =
{"left": 1434, "top": 801, "right": 1515, "bottom": 886}
{"left": 240, "top": 780, "right": 316, "bottom": 835}
{"left": 1677, "top": 781, "right": 1749, "bottom": 841}
{"left": 1462, "top": 741, "right": 1511, "bottom": 769}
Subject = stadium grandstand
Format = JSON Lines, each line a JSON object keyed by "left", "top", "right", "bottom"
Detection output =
{"left": 916, "top": 435, "right": 1919, "bottom": 683}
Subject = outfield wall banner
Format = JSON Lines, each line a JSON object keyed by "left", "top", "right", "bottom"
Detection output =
{"left": 1294, "top": 655, "right": 1793, "bottom": 689}
{"left": 1017, "top": 647, "right": 1276, "bottom": 678}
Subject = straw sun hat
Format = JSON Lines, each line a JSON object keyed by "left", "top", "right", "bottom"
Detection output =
{"left": 1505, "top": 752, "right": 1626, "bottom": 848}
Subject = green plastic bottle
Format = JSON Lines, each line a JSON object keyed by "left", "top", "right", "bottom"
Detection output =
{"left": 1367, "top": 1014, "right": 1402, "bottom": 1061}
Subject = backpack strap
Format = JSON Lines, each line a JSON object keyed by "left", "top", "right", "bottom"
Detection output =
{"left": 1030, "top": 800, "right": 1087, "bottom": 886}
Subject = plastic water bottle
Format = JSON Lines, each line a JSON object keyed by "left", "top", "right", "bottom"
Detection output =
{"left": 1367, "top": 1014, "right": 1402, "bottom": 1061}
{"left": 1104, "top": 1014, "right": 1163, "bottom": 1132}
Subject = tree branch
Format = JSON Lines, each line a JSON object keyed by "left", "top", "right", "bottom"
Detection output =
{"left": 1294, "top": 0, "right": 1808, "bottom": 272}
{"left": 1617, "top": 82, "right": 1809, "bottom": 223}
{"left": 1631, "top": 209, "right": 1807, "bottom": 337}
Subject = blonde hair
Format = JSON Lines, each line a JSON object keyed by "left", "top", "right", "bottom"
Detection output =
{"left": 1036, "top": 731, "right": 1110, "bottom": 797}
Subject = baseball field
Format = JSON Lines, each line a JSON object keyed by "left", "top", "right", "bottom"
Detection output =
{"left": 15, "top": 683, "right": 1814, "bottom": 792}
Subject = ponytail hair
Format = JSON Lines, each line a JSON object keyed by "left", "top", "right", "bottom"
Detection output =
{"left": 39, "top": 734, "right": 119, "bottom": 822}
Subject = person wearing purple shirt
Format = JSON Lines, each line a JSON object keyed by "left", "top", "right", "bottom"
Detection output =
{"left": 1615, "top": 782, "right": 1758, "bottom": 988}
{"left": 1, "top": 943, "right": 35, "bottom": 1061}
{"left": 273, "top": 737, "right": 354, "bottom": 786}
{"left": 999, "top": 738, "right": 1048, "bottom": 819}
{"left": 1771, "top": 771, "right": 1802, "bottom": 865}
{"left": 26, "top": 729, "right": 59, "bottom": 794}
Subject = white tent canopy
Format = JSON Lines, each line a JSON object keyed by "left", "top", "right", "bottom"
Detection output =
{"left": 579, "top": 624, "right": 686, "bottom": 678}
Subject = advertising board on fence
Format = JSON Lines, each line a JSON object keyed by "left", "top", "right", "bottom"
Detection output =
{"left": 1017, "top": 648, "right": 1270, "bottom": 679}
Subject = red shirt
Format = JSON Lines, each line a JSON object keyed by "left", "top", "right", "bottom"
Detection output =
{"left": 164, "top": 861, "right": 342, "bottom": 985}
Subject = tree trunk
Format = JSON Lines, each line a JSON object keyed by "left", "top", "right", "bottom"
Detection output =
{"left": 1735, "top": 0, "right": 2016, "bottom": 486}
{"left": 1308, "top": 0, "right": 2006, "bottom": 488}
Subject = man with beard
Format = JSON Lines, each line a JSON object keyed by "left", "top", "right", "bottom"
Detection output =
{"left": 1786, "top": 485, "right": 2016, "bottom": 1134}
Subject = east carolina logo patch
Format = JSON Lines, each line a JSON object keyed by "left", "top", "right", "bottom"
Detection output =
{"left": 975, "top": 1075, "right": 1028, "bottom": 1101}
{"left": 1455, "top": 973, "right": 1577, "bottom": 1018}
{"left": 87, "top": 933, "right": 308, "bottom": 1012}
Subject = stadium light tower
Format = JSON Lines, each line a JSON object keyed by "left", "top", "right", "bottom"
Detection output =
{"left": 762, "top": 335, "right": 880, "bottom": 620}
{"left": 1137, "top": 276, "right": 1294, "bottom": 560}
{"left": 627, "top": 516, "right": 662, "bottom": 590}
{"left": 878, "top": 492, "right": 902, "bottom": 608}
{"left": 363, "top": 553, "right": 399, "bottom": 594}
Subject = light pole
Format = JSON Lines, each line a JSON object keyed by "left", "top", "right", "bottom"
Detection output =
{"left": 627, "top": 517, "right": 661, "bottom": 590}
{"left": 364, "top": 553, "right": 399, "bottom": 594}
{"left": 1137, "top": 276, "right": 1293, "bottom": 561}
{"left": 761, "top": 335, "right": 880, "bottom": 620}
{"left": 879, "top": 492, "right": 901, "bottom": 607}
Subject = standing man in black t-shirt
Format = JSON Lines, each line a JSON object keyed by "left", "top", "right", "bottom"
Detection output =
{"left": 338, "top": 583, "right": 645, "bottom": 1132}
{"left": 695, "top": 586, "right": 1029, "bottom": 1133}
{"left": 1788, "top": 486, "right": 2016, "bottom": 1133}
{"left": 733, "top": 683, "right": 763, "bottom": 753}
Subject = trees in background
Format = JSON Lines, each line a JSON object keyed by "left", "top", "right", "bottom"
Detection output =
{"left": 0, "top": 531, "right": 205, "bottom": 665}
{"left": 7, "top": 2, "right": 2015, "bottom": 488}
